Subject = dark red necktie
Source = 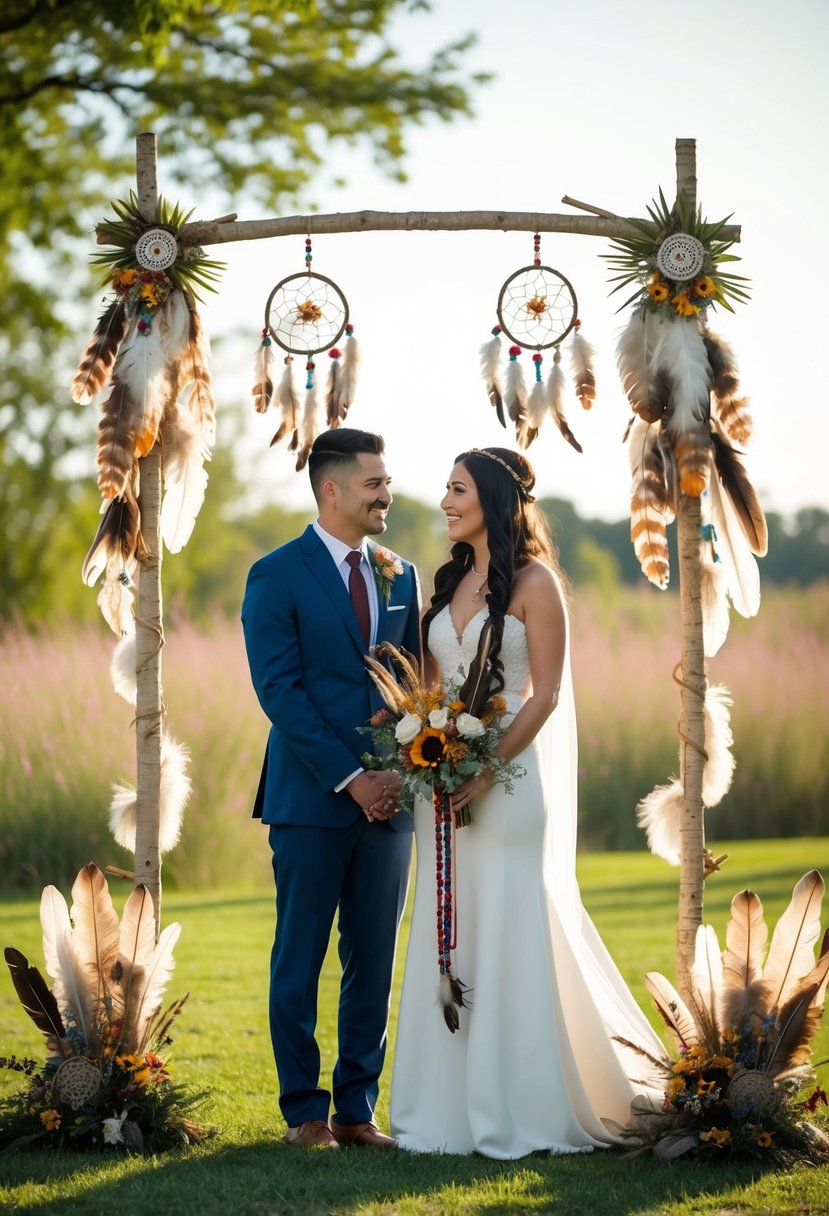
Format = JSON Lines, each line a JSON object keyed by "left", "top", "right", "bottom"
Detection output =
{"left": 346, "top": 550, "right": 371, "bottom": 649}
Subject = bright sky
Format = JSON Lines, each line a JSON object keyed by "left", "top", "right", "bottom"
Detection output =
{"left": 200, "top": 0, "right": 829, "bottom": 526}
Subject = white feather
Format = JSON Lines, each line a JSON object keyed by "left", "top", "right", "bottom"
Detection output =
{"left": 160, "top": 411, "right": 210, "bottom": 554}
{"left": 479, "top": 331, "right": 503, "bottom": 405}
{"left": 504, "top": 353, "right": 527, "bottom": 426}
{"left": 334, "top": 330, "right": 359, "bottom": 418}
{"left": 252, "top": 338, "right": 276, "bottom": 413}
{"left": 702, "top": 684, "right": 735, "bottom": 808}
{"left": 569, "top": 327, "right": 597, "bottom": 409}
{"left": 96, "top": 562, "right": 135, "bottom": 638}
{"left": 117, "top": 319, "right": 173, "bottom": 460}
{"left": 691, "top": 923, "right": 724, "bottom": 1030}
{"left": 700, "top": 549, "right": 730, "bottom": 658}
{"left": 655, "top": 316, "right": 711, "bottom": 441}
{"left": 109, "top": 734, "right": 191, "bottom": 854}
{"left": 616, "top": 310, "right": 664, "bottom": 420}
{"left": 636, "top": 778, "right": 684, "bottom": 864}
{"left": 522, "top": 377, "right": 547, "bottom": 443}
{"left": 39, "top": 886, "right": 95, "bottom": 1048}
{"left": 110, "top": 633, "right": 137, "bottom": 705}
{"left": 129, "top": 921, "right": 182, "bottom": 1054}
{"left": 705, "top": 464, "right": 761, "bottom": 619}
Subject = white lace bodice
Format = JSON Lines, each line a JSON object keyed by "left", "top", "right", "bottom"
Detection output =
{"left": 428, "top": 606, "right": 531, "bottom": 713}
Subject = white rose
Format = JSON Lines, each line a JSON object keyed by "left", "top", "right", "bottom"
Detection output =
{"left": 456, "top": 712, "right": 485, "bottom": 738}
{"left": 395, "top": 713, "right": 423, "bottom": 744}
{"left": 428, "top": 707, "right": 449, "bottom": 729}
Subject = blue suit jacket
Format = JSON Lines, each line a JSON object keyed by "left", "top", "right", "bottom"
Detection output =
{"left": 242, "top": 525, "right": 420, "bottom": 830}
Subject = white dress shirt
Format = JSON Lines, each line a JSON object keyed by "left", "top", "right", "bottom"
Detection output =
{"left": 312, "top": 520, "right": 380, "bottom": 791}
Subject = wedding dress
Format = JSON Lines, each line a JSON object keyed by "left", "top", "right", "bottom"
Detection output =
{"left": 390, "top": 603, "right": 663, "bottom": 1158}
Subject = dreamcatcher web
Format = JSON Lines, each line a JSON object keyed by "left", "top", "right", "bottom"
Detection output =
{"left": 265, "top": 271, "right": 349, "bottom": 354}
{"left": 497, "top": 265, "right": 578, "bottom": 350}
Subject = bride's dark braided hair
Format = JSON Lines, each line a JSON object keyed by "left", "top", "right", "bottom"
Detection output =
{"left": 422, "top": 447, "right": 560, "bottom": 697}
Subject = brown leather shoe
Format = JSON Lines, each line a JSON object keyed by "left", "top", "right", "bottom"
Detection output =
{"left": 283, "top": 1119, "right": 339, "bottom": 1148}
{"left": 330, "top": 1120, "right": 397, "bottom": 1149}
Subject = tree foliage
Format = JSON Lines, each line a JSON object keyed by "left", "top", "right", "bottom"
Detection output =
{"left": 0, "top": 0, "right": 482, "bottom": 618}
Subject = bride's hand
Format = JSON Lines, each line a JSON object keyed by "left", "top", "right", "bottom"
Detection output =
{"left": 450, "top": 768, "right": 495, "bottom": 814}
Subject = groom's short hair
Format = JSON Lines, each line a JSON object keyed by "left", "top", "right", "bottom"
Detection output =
{"left": 308, "top": 428, "right": 385, "bottom": 501}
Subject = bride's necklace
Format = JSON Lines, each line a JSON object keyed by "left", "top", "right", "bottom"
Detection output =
{"left": 471, "top": 564, "right": 488, "bottom": 601}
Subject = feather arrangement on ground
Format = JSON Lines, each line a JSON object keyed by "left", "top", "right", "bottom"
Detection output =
{"left": 610, "top": 870, "right": 829, "bottom": 1163}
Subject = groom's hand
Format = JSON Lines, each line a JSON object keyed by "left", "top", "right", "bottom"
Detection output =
{"left": 347, "top": 771, "right": 402, "bottom": 821}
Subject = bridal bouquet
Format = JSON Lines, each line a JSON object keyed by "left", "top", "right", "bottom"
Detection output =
{"left": 359, "top": 638, "right": 525, "bottom": 1031}
{"left": 359, "top": 643, "right": 523, "bottom": 827}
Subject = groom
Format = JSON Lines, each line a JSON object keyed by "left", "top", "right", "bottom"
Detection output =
{"left": 242, "top": 427, "right": 420, "bottom": 1150}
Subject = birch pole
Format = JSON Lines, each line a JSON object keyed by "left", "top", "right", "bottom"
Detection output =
{"left": 674, "top": 137, "right": 707, "bottom": 1002}
{"left": 133, "top": 131, "right": 164, "bottom": 937}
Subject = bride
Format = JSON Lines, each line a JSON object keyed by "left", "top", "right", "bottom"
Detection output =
{"left": 390, "top": 446, "right": 663, "bottom": 1158}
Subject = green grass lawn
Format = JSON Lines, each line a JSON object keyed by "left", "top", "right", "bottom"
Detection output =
{"left": 1, "top": 839, "right": 828, "bottom": 1215}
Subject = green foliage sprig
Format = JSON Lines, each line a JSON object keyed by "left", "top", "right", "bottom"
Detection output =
{"left": 604, "top": 187, "right": 751, "bottom": 317}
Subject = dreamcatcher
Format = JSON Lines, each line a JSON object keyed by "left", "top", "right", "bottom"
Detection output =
{"left": 252, "top": 238, "right": 358, "bottom": 469}
{"left": 479, "top": 232, "right": 596, "bottom": 450}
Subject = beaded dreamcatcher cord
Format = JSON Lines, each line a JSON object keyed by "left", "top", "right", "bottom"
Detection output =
{"left": 252, "top": 237, "right": 359, "bottom": 469}
{"left": 480, "top": 233, "right": 597, "bottom": 450}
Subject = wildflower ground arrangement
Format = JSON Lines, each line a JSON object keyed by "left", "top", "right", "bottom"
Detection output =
{"left": 0, "top": 864, "right": 211, "bottom": 1154}
{"left": 612, "top": 872, "right": 829, "bottom": 1166}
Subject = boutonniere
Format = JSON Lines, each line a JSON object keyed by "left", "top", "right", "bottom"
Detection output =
{"left": 373, "top": 546, "right": 404, "bottom": 604}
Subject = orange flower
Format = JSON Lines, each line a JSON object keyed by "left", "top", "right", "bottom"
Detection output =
{"left": 113, "top": 268, "right": 137, "bottom": 288}
{"left": 755, "top": 1129, "right": 773, "bottom": 1148}
{"left": 409, "top": 728, "right": 446, "bottom": 767}
{"left": 443, "top": 739, "right": 469, "bottom": 764}
{"left": 672, "top": 292, "right": 700, "bottom": 317}
{"left": 697, "top": 1077, "right": 717, "bottom": 1095}
{"left": 40, "top": 1108, "right": 61, "bottom": 1131}
{"left": 699, "top": 1126, "right": 731, "bottom": 1147}
{"left": 693, "top": 276, "right": 716, "bottom": 298}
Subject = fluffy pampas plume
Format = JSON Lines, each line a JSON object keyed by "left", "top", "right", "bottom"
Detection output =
{"left": 109, "top": 734, "right": 191, "bottom": 855}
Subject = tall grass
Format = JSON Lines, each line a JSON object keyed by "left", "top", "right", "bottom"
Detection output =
{"left": 1, "top": 585, "right": 827, "bottom": 888}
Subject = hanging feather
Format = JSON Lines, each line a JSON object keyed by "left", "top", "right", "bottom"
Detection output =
{"left": 4, "top": 946, "right": 68, "bottom": 1057}
{"left": 438, "top": 972, "right": 470, "bottom": 1034}
{"left": 332, "top": 322, "right": 359, "bottom": 420}
{"left": 109, "top": 734, "right": 191, "bottom": 855}
{"left": 704, "top": 331, "right": 753, "bottom": 447}
{"left": 654, "top": 316, "right": 712, "bottom": 497}
{"left": 159, "top": 409, "right": 210, "bottom": 554}
{"left": 700, "top": 547, "right": 730, "bottom": 658}
{"left": 705, "top": 456, "right": 761, "bottom": 619}
{"left": 115, "top": 319, "right": 173, "bottom": 463}
{"left": 479, "top": 325, "right": 506, "bottom": 427}
{"left": 110, "top": 632, "right": 137, "bottom": 704}
{"left": 762, "top": 870, "right": 825, "bottom": 1012}
{"left": 643, "top": 971, "right": 700, "bottom": 1047}
{"left": 177, "top": 292, "right": 216, "bottom": 447}
{"left": 701, "top": 684, "right": 735, "bottom": 808}
{"left": 636, "top": 778, "right": 684, "bottom": 864}
{"left": 270, "top": 356, "right": 299, "bottom": 449}
{"left": 628, "top": 417, "right": 675, "bottom": 590}
{"left": 504, "top": 346, "right": 527, "bottom": 433}
{"left": 71, "top": 297, "right": 128, "bottom": 404}
{"left": 81, "top": 484, "right": 146, "bottom": 588}
{"left": 616, "top": 310, "right": 669, "bottom": 424}
{"left": 325, "top": 347, "right": 342, "bottom": 426}
{"left": 295, "top": 366, "right": 323, "bottom": 471}
{"left": 569, "top": 324, "right": 597, "bottom": 409}
{"left": 518, "top": 354, "right": 546, "bottom": 447}
{"left": 252, "top": 332, "right": 276, "bottom": 414}
{"left": 546, "top": 347, "right": 582, "bottom": 453}
{"left": 765, "top": 986, "right": 824, "bottom": 1079}
{"left": 711, "top": 433, "right": 767, "bottom": 556}
{"left": 457, "top": 618, "right": 495, "bottom": 719}
{"left": 96, "top": 559, "right": 136, "bottom": 638}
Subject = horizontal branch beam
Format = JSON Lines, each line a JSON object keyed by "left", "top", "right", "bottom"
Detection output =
{"left": 102, "top": 208, "right": 739, "bottom": 248}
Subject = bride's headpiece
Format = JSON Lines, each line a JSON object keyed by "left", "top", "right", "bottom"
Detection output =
{"left": 467, "top": 449, "right": 535, "bottom": 503}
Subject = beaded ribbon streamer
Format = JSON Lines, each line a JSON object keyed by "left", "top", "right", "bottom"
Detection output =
{"left": 434, "top": 790, "right": 469, "bottom": 1032}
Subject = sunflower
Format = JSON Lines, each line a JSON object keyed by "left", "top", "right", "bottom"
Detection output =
{"left": 646, "top": 278, "right": 669, "bottom": 303}
{"left": 693, "top": 276, "right": 716, "bottom": 298}
{"left": 672, "top": 292, "right": 700, "bottom": 317}
{"left": 755, "top": 1129, "right": 773, "bottom": 1148}
{"left": 409, "top": 727, "right": 446, "bottom": 767}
